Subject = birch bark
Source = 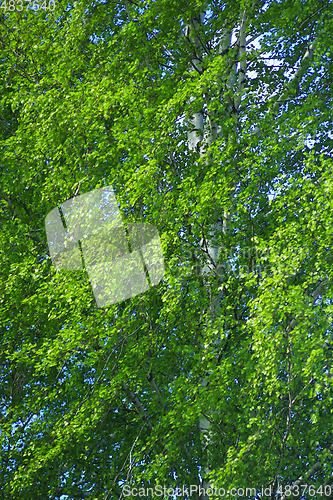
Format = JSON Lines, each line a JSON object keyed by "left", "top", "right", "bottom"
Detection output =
{"left": 185, "top": 8, "right": 247, "bottom": 497}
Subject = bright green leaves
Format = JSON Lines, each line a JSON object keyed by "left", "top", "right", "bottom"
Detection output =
{"left": 1, "top": 0, "right": 333, "bottom": 498}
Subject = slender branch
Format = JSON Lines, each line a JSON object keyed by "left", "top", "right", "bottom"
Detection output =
{"left": 121, "top": 383, "right": 153, "bottom": 431}
{"left": 285, "top": 278, "right": 327, "bottom": 335}
{"left": 108, "top": 425, "right": 145, "bottom": 500}
{"left": 146, "top": 370, "right": 166, "bottom": 410}
{"left": 2, "top": 194, "right": 48, "bottom": 249}
{"left": 280, "top": 443, "right": 333, "bottom": 500}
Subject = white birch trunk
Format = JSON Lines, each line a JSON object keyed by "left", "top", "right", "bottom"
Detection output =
{"left": 186, "top": 9, "right": 247, "bottom": 498}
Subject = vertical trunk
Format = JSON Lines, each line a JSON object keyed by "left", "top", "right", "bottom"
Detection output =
{"left": 185, "top": 13, "right": 215, "bottom": 496}
{"left": 186, "top": 7, "right": 246, "bottom": 497}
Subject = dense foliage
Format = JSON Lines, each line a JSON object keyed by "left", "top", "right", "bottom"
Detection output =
{"left": 1, "top": 1, "right": 333, "bottom": 498}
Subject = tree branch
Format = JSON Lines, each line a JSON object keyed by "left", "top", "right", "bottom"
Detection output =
{"left": 280, "top": 443, "right": 333, "bottom": 500}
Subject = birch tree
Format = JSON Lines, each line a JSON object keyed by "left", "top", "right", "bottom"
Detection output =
{"left": 1, "top": 1, "right": 333, "bottom": 499}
